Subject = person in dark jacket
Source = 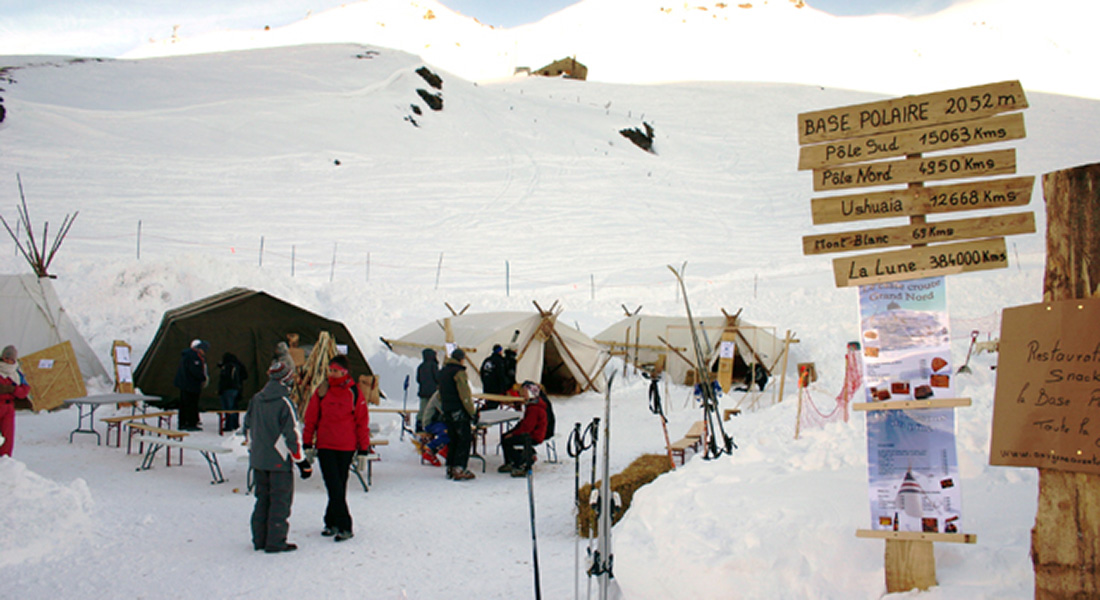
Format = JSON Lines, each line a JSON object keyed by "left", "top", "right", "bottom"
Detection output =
{"left": 439, "top": 348, "right": 476, "bottom": 481}
{"left": 479, "top": 344, "right": 509, "bottom": 409}
{"left": 243, "top": 360, "right": 311, "bottom": 553}
{"left": 498, "top": 382, "right": 549, "bottom": 477}
{"left": 217, "top": 352, "right": 248, "bottom": 431}
{"left": 302, "top": 354, "right": 371, "bottom": 542}
{"left": 0, "top": 345, "right": 30, "bottom": 457}
{"left": 415, "top": 348, "right": 440, "bottom": 432}
{"left": 174, "top": 339, "right": 209, "bottom": 431}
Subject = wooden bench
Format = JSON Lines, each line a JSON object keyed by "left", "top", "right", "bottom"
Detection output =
{"left": 101, "top": 411, "right": 176, "bottom": 449}
{"left": 670, "top": 421, "right": 707, "bottom": 465}
{"left": 350, "top": 439, "right": 388, "bottom": 492}
{"left": 208, "top": 409, "right": 245, "bottom": 435}
{"left": 135, "top": 435, "right": 231, "bottom": 484}
{"left": 723, "top": 408, "right": 742, "bottom": 421}
{"left": 128, "top": 423, "right": 188, "bottom": 466}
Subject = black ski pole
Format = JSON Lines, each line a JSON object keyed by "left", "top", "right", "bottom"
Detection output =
{"left": 567, "top": 421, "right": 585, "bottom": 600}
{"left": 525, "top": 436, "right": 542, "bottom": 600}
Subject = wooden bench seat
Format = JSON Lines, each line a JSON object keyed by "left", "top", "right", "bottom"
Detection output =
{"left": 350, "top": 440, "right": 388, "bottom": 492}
{"left": 670, "top": 421, "right": 708, "bottom": 465}
{"left": 101, "top": 411, "right": 176, "bottom": 449}
{"left": 723, "top": 408, "right": 742, "bottom": 421}
{"left": 128, "top": 423, "right": 188, "bottom": 466}
{"left": 135, "top": 435, "right": 231, "bottom": 484}
{"left": 207, "top": 409, "right": 246, "bottom": 435}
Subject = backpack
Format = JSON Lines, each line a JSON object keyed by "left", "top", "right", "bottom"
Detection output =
{"left": 540, "top": 391, "right": 556, "bottom": 439}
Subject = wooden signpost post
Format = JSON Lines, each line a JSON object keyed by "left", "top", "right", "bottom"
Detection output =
{"left": 798, "top": 80, "right": 1035, "bottom": 592}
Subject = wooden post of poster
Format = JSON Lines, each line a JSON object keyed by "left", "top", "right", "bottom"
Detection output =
{"left": 1033, "top": 161, "right": 1100, "bottom": 598}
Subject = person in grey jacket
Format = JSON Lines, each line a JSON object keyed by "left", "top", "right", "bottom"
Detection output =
{"left": 243, "top": 360, "right": 312, "bottom": 553}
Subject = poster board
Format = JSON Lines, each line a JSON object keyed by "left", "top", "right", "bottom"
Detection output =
{"left": 20, "top": 340, "right": 87, "bottom": 412}
{"left": 112, "top": 340, "right": 134, "bottom": 394}
{"left": 717, "top": 331, "right": 738, "bottom": 393}
{"left": 989, "top": 299, "right": 1100, "bottom": 475}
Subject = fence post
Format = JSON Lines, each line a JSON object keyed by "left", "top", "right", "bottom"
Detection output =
{"left": 136, "top": 220, "right": 142, "bottom": 260}
{"left": 259, "top": 236, "right": 264, "bottom": 267}
{"left": 330, "top": 242, "right": 337, "bottom": 283}
{"left": 291, "top": 245, "right": 295, "bottom": 277}
{"left": 435, "top": 252, "right": 444, "bottom": 290}
{"left": 506, "top": 260, "right": 510, "bottom": 297}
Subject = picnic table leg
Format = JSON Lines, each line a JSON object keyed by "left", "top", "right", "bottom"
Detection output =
{"left": 138, "top": 442, "right": 164, "bottom": 471}
{"left": 350, "top": 459, "right": 369, "bottom": 493}
{"left": 199, "top": 451, "right": 226, "bottom": 484}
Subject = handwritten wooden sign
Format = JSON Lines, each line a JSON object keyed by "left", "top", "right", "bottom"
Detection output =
{"left": 831, "top": 237, "right": 1007, "bottom": 287}
{"left": 799, "top": 113, "right": 1026, "bottom": 170}
{"left": 990, "top": 299, "right": 1100, "bottom": 475}
{"left": 813, "top": 149, "right": 1016, "bottom": 192}
{"left": 798, "top": 80, "right": 1027, "bottom": 145}
{"left": 803, "top": 212, "right": 1034, "bottom": 256}
{"left": 811, "top": 176, "right": 1034, "bottom": 225}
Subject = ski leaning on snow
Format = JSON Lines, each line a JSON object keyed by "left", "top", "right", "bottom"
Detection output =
{"left": 568, "top": 417, "right": 599, "bottom": 600}
{"left": 586, "top": 372, "right": 625, "bottom": 600}
{"left": 668, "top": 263, "right": 736, "bottom": 459}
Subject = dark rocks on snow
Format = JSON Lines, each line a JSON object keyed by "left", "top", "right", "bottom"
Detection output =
{"left": 415, "top": 66, "right": 443, "bottom": 90}
{"left": 416, "top": 89, "right": 443, "bottom": 111}
{"left": 410, "top": 104, "right": 422, "bottom": 116}
{"left": 619, "top": 122, "right": 656, "bottom": 154}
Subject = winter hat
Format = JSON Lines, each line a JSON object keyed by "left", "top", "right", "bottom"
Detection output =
{"left": 1, "top": 345, "right": 17, "bottom": 361}
{"left": 267, "top": 360, "right": 292, "bottom": 382}
{"left": 329, "top": 354, "right": 350, "bottom": 372}
{"left": 190, "top": 339, "right": 202, "bottom": 349}
{"left": 451, "top": 348, "right": 465, "bottom": 362}
{"left": 523, "top": 382, "right": 542, "bottom": 403}
{"left": 492, "top": 344, "right": 502, "bottom": 354}
{"left": 195, "top": 340, "right": 210, "bottom": 352}
{"left": 422, "top": 347, "right": 436, "bottom": 359}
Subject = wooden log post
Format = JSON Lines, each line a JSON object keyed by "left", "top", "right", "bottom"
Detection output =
{"left": 1034, "top": 161, "right": 1100, "bottom": 599}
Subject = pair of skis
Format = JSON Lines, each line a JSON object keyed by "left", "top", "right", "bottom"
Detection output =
{"left": 669, "top": 263, "right": 736, "bottom": 459}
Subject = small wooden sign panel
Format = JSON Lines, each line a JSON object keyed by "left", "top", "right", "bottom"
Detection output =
{"left": 20, "top": 341, "right": 87, "bottom": 412}
{"left": 798, "top": 80, "right": 1027, "bottom": 145}
{"left": 811, "top": 176, "right": 1034, "bottom": 225}
{"left": 799, "top": 112, "right": 1026, "bottom": 170}
{"left": 832, "top": 237, "right": 1007, "bottom": 287}
{"left": 990, "top": 299, "right": 1100, "bottom": 475}
{"left": 813, "top": 149, "right": 1016, "bottom": 192}
{"left": 717, "top": 331, "right": 738, "bottom": 393}
{"left": 803, "top": 212, "right": 1035, "bottom": 255}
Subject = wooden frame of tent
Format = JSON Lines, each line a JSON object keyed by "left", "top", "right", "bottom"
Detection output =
{"left": 381, "top": 301, "right": 608, "bottom": 395}
{"left": 597, "top": 307, "right": 797, "bottom": 409}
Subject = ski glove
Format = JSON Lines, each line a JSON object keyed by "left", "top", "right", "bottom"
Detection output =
{"left": 296, "top": 460, "right": 313, "bottom": 479}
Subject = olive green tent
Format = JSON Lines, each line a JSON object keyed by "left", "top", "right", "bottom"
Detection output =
{"left": 134, "top": 288, "right": 371, "bottom": 410}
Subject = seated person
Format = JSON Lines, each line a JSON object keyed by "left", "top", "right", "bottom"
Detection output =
{"left": 414, "top": 392, "right": 450, "bottom": 467}
{"left": 498, "top": 382, "right": 548, "bottom": 477}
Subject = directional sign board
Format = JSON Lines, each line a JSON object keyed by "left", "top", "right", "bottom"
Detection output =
{"left": 797, "top": 80, "right": 1033, "bottom": 288}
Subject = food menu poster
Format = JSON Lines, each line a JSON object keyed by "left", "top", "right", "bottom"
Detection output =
{"left": 858, "top": 276, "right": 955, "bottom": 403}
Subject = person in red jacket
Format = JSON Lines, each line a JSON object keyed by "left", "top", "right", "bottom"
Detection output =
{"left": 302, "top": 355, "right": 370, "bottom": 542}
{"left": 0, "top": 345, "right": 31, "bottom": 457}
{"left": 497, "top": 382, "right": 548, "bottom": 477}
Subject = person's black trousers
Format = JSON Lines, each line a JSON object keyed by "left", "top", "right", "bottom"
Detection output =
{"left": 318, "top": 448, "right": 355, "bottom": 533}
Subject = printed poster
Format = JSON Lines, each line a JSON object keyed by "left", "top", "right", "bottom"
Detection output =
{"left": 859, "top": 276, "right": 963, "bottom": 533}
{"left": 859, "top": 276, "right": 955, "bottom": 402}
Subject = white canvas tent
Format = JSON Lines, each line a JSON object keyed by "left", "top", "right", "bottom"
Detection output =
{"left": 384, "top": 307, "right": 607, "bottom": 395}
{"left": 594, "top": 313, "right": 785, "bottom": 387}
{"left": 0, "top": 274, "right": 109, "bottom": 382}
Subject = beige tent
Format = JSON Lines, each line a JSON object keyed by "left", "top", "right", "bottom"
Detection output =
{"left": 595, "top": 312, "right": 785, "bottom": 387}
{"left": 384, "top": 305, "right": 607, "bottom": 395}
{"left": 0, "top": 274, "right": 109, "bottom": 383}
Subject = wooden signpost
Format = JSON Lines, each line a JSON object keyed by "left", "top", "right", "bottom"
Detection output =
{"left": 798, "top": 80, "right": 1034, "bottom": 592}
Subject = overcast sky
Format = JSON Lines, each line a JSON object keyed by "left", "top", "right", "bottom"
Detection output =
{"left": 0, "top": 0, "right": 963, "bottom": 58}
